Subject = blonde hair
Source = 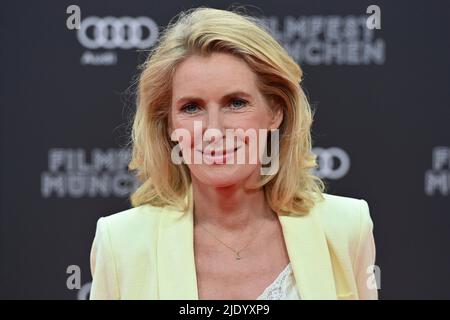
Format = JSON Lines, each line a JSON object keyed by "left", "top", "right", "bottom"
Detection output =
{"left": 128, "top": 6, "right": 326, "bottom": 215}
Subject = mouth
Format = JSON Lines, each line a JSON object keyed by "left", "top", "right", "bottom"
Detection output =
{"left": 201, "top": 146, "right": 241, "bottom": 156}
{"left": 195, "top": 145, "right": 243, "bottom": 163}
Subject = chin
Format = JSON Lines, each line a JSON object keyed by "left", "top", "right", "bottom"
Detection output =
{"left": 188, "top": 163, "right": 258, "bottom": 188}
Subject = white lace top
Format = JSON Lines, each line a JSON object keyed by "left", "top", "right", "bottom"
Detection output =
{"left": 256, "top": 262, "right": 301, "bottom": 300}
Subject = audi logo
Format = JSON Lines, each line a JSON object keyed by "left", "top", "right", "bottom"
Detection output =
{"left": 77, "top": 16, "right": 159, "bottom": 49}
{"left": 312, "top": 147, "right": 351, "bottom": 179}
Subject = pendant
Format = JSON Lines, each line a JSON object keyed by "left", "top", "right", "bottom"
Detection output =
{"left": 235, "top": 252, "right": 242, "bottom": 260}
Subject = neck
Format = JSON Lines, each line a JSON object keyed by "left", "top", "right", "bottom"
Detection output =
{"left": 191, "top": 177, "right": 276, "bottom": 232}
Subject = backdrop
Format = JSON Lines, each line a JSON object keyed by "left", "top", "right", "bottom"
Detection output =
{"left": 1, "top": 0, "right": 449, "bottom": 299}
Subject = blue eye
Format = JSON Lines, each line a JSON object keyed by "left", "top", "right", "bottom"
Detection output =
{"left": 181, "top": 98, "right": 247, "bottom": 113}
{"left": 181, "top": 104, "right": 199, "bottom": 114}
{"left": 230, "top": 99, "right": 248, "bottom": 110}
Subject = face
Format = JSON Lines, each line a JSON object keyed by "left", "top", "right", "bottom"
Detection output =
{"left": 169, "top": 52, "right": 283, "bottom": 188}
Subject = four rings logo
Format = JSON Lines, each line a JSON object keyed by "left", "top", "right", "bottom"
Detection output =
{"left": 77, "top": 16, "right": 159, "bottom": 49}
{"left": 312, "top": 147, "right": 351, "bottom": 179}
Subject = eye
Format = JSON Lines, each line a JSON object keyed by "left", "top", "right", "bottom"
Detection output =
{"left": 229, "top": 98, "right": 248, "bottom": 110}
{"left": 181, "top": 104, "right": 200, "bottom": 114}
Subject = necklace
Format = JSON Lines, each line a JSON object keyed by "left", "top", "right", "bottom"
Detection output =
{"left": 197, "top": 217, "right": 267, "bottom": 260}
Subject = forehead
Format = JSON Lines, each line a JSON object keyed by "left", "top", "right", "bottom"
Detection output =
{"left": 172, "top": 52, "right": 258, "bottom": 96}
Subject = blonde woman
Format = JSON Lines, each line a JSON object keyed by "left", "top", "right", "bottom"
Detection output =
{"left": 89, "top": 7, "right": 378, "bottom": 300}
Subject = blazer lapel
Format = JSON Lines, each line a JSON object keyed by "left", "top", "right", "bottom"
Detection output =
{"left": 157, "top": 188, "right": 199, "bottom": 299}
{"left": 157, "top": 184, "right": 337, "bottom": 300}
{"left": 279, "top": 205, "right": 337, "bottom": 299}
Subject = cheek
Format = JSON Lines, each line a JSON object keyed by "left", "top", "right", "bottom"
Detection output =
{"left": 229, "top": 109, "right": 272, "bottom": 131}
{"left": 233, "top": 113, "right": 272, "bottom": 159}
{"left": 170, "top": 120, "right": 196, "bottom": 165}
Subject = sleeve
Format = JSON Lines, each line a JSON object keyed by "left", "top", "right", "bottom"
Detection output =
{"left": 354, "top": 199, "right": 379, "bottom": 300}
{"left": 89, "top": 217, "right": 120, "bottom": 300}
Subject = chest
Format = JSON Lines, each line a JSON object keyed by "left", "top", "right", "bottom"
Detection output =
{"left": 193, "top": 223, "right": 290, "bottom": 299}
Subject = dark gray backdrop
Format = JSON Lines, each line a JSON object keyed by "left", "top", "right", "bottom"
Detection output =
{"left": 1, "top": 0, "right": 449, "bottom": 299}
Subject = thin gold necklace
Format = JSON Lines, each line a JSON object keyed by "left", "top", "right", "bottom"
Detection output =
{"left": 197, "top": 217, "right": 267, "bottom": 260}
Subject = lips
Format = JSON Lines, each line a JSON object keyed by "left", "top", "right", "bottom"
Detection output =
{"left": 196, "top": 145, "right": 243, "bottom": 163}
{"left": 201, "top": 146, "right": 240, "bottom": 156}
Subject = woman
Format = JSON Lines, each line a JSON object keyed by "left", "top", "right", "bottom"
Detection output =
{"left": 90, "top": 7, "right": 378, "bottom": 300}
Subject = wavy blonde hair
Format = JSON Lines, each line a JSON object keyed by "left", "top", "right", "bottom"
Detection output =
{"left": 128, "top": 6, "right": 326, "bottom": 215}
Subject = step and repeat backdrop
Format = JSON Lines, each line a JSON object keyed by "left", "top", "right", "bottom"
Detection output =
{"left": 1, "top": 0, "right": 449, "bottom": 299}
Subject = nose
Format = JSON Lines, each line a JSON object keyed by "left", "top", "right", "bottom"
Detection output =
{"left": 203, "top": 105, "right": 225, "bottom": 143}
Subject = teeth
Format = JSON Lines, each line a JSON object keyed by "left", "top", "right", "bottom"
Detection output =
{"left": 196, "top": 145, "right": 242, "bottom": 156}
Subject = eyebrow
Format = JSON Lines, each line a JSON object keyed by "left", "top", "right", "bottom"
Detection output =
{"left": 175, "top": 91, "right": 253, "bottom": 106}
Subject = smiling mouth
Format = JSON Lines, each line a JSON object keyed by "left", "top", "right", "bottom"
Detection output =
{"left": 196, "top": 145, "right": 242, "bottom": 157}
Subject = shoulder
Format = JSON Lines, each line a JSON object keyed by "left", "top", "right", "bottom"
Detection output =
{"left": 312, "top": 193, "right": 378, "bottom": 299}
{"left": 98, "top": 203, "right": 163, "bottom": 228}
{"left": 316, "top": 193, "right": 372, "bottom": 224}
{"left": 313, "top": 193, "right": 374, "bottom": 255}
{"left": 90, "top": 204, "right": 164, "bottom": 299}
{"left": 93, "top": 204, "right": 164, "bottom": 250}
{"left": 314, "top": 193, "right": 372, "bottom": 229}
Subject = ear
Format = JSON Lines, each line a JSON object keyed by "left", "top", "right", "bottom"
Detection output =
{"left": 269, "top": 103, "right": 283, "bottom": 130}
